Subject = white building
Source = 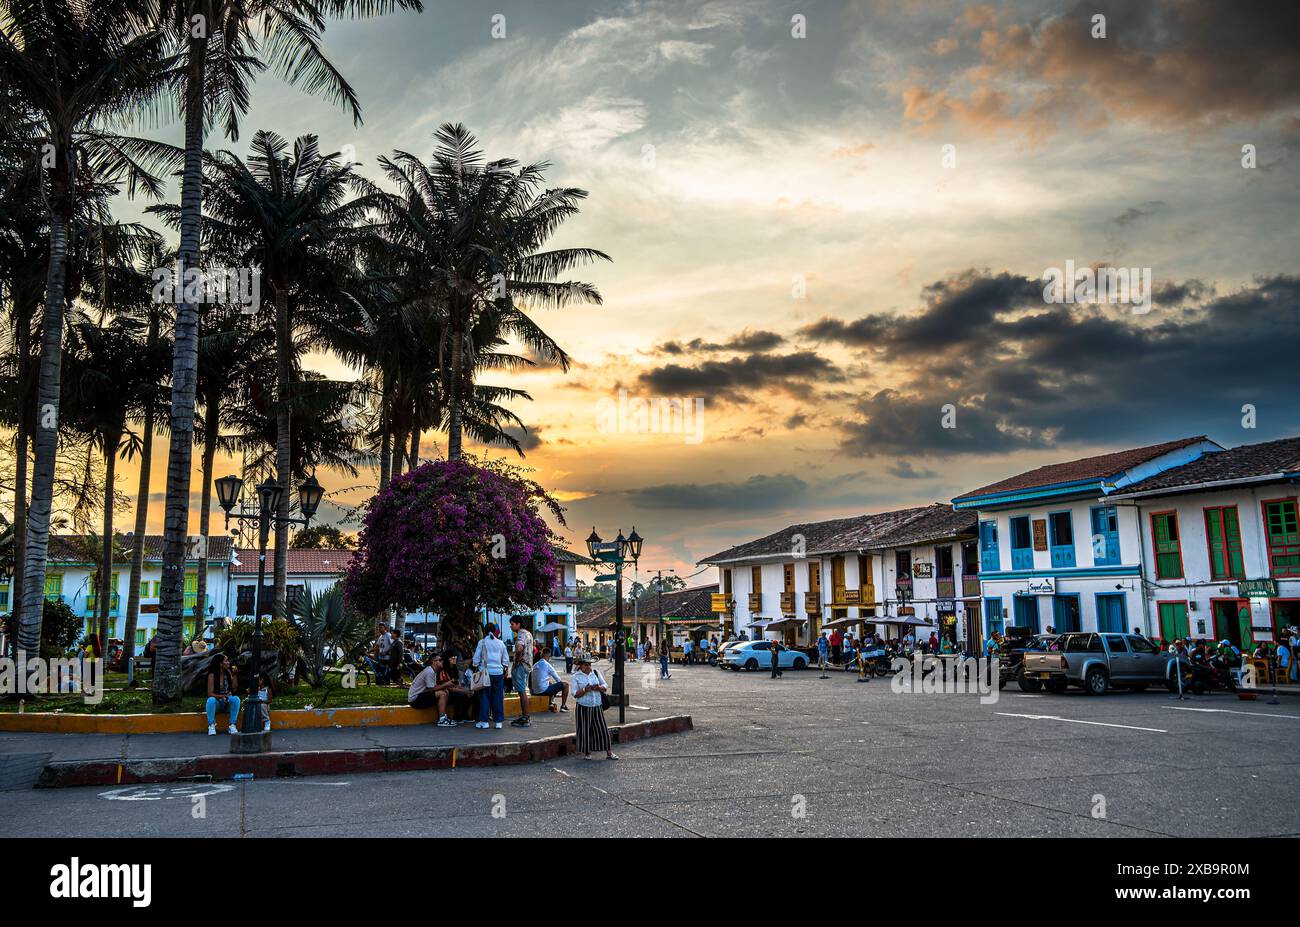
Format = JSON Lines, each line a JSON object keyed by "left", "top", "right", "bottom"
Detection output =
{"left": 699, "top": 504, "right": 975, "bottom": 648}
{"left": 485, "top": 548, "right": 593, "bottom": 646}
{"left": 1104, "top": 434, "right": 1300, "bottom": 646}
{"left": 0, "top": 535, "right": 234, "bottom": 646}
{"left": 951, "top": 437, "right": 1221, "bottom": 639}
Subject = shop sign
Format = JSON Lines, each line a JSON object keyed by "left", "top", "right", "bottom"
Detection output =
{"left": 1026, "top": 577, "right": 1055, "bottom": 595}
{"left": 1238, "top": 579, "right": 1277, "bottom": 598}
{"left": 913, "top": 563, "right": 933, "bottom": 578}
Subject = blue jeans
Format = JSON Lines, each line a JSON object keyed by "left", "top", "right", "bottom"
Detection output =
{"left": 206, "top": 695, "right": 241, "bottom": 726}
{"left": 478, "top": 674, "right": 505, "bottom": 723}
{"left": 660, "top": 654, "right": 670, "bottom": 678}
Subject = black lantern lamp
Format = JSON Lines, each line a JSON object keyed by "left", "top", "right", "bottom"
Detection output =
{"left": 626, "top": 527, "right": 643, "bottom": 563}
{"left": 585, "top": 527, "right": 602, "bottom": 560}
{"left": 256, "top": 478, "right": 283, "bottom": 519}
{"left": 614, "top": 529, "right": 627, "bottom": 561}
{"left": 297, "top": 474, "right": 324, "bottom": 522}
{"left": 215, "top": 474, "right": 244, "bottom": 513}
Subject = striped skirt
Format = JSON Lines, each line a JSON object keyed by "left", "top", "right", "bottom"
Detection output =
{"left": 575, "top": 704, "right": 611, "bottom": 755}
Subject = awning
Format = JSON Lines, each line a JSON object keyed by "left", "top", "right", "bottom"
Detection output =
{"left": 822, "top": 615, "right": 868, "bottom": 628}
{"left": 873, "top": 615, "right": 934, "bottom": 627}
{"left": 535, "top": 621, "right": 569, "bottom": 633}
{"left": 766, "top": 616, "right": 806, "bottom": 629}
{"left": 748, "top": 618, "right": 776, "bottom": 629}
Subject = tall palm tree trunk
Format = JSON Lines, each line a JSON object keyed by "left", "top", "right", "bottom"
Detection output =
{"left": 273, "top": 288, "right": 291, "bottom": 614}
{"left": 446, "top": 327, "right": 465, "bottom": 461}
{"left": 121, "top": 394, "right": 154, "bottom": 665}
{"left": 97, "top": 433, "right": 120, "bottom": 646}
{"left": 154, "top": 39, "right": 207, "bottom": 702}
{"left": 10, "top": 312, "right": 31, "bottom": 658}
{"left": 378, "top": 371, "right": 392, "bottom": 490}
{"left": 195, "top": 396, "right": 218, "bottom": 636}
{"left": 408, "top": 427, "right": 420, "bottom": 470}
{"left": 17, "top": 180, "right": 73, "bottom": 656}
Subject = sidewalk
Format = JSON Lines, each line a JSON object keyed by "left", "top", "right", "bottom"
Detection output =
{"left": 0, "top": 708, "right": 693, "bottom": 790}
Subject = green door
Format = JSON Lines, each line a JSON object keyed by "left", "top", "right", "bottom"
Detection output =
{"left": 1158, "top": 602, "right": 1189, "bottom": 641}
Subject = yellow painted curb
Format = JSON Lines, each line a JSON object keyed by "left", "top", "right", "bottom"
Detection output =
{"left": 0, "top": 694, "right": 551, "bottom": 735}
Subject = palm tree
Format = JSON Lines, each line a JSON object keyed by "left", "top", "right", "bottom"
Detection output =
{"left": 62, "top": 317, "right": 170, "bottom": 645}
{"left": 1, "top": 0, "right": 174, "bottom": 656}
{"left": 160, "top": 130, "right": 377, "bottom": 616}
{"left": 377, "top": 124, "right": 610, "bottom": 461}
{"left": 150, "top": 0, "right": 422, "bottom": 703}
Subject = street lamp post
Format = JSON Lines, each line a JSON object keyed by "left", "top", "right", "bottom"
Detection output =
{"left": 215, "top": 472, "right": 324, "bottom": 748}
{"left": 586, "top": 526, "right": 642, "bottom": 724}
{"left": 648, "top": 568, "right": 675, "bottom": 660}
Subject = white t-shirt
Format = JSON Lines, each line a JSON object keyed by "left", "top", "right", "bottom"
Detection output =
{"left": 564, "top": 646, "right": 573, "bottom": 658}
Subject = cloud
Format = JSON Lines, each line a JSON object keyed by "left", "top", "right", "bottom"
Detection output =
{"left": 637, "top": 350, "right": 843, "bottom": 402}
{"left": 626, "top": 473, "right": 809, "bottom": 510}
{"left": 658, "top": 329, "right": 786, "bottom": 354}
{"left": 888, "top": 460, "right": 940, "bottom": 479}
{"left": 821, "top": 269, "right": 1300, "bottom": 456}
{"left": 900, "top": 1, "right": 1300, "bottom": 140}
{"left": 1113, "top": 201, "right": 1166, "bottom": 228}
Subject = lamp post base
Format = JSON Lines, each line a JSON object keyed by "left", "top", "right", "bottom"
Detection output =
{"left": 230, "top": 730, "right": 273, "bottom": 754}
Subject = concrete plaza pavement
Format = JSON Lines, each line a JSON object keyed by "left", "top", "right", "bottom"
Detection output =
{"left": 1, "top": 659, "right": 1297, "bottom": 837}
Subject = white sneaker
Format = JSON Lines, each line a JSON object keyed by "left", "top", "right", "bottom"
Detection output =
{"left": 207, "top": 724, "right": 216, "bottom": 736}
{"left": 263, "top": 721, "right": 271, "bottom": 732}
{"left": 227, "top": 724, "right": 238, "bottom": 735}
{"left": 475, "top": 721, "right": 489, "bottom": 729}
{"left": 437, "top": 716, "right": 453, "bottom": 727}
{"left": 494, "top": 722, "right": 503, "bottom": 729}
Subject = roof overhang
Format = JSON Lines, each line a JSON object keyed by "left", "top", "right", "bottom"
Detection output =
{"left": 952, "top": 477, "right": 1107, "bottom": 510}
{"left": 1106, "top": 471, "right": 1300, "bottom": 502}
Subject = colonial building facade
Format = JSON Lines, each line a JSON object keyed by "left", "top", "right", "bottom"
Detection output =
{"left": 952, "top": 437, "right": 1221, "bottom": 638}
{"left": 1105, "top": 435, "right": 1300, "bottom": 647}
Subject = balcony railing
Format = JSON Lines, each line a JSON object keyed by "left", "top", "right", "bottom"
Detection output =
{"left": 936, "top": 578, "right": 955, "bottom": 598}
{"left": 962, "top": 575, "right": 980, "bottom": 597}
{"left": 780, "top": 591, "right": 795, "bottom": 614}
{"left": 711, "top": 593, "right": 734, "bottom": 615}
{"left": 748, "top": 592, "right": 763, "bottom": 613}
{"left": 551, "top": 584, "right": 583, "bottom": 601}
{"left": 804, "top": 592, "right": 820, "bottom": 615}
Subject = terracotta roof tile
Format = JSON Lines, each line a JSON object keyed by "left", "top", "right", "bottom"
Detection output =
{"left": 1115, "top": 435, "right": 1300, "bottom": 495}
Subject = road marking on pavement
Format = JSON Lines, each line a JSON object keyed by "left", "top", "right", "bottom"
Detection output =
{"left": 995, "top": 712, "right": 1167, "bottom": 733}
{"left": 1014, "top": 694, "right": 1043, "bottom": 698}
{"left": 100, "top": 783, "right": 235, "bottom": 801}
{"left": 1164, "top": 706, "right": 1300, "bottom": 721}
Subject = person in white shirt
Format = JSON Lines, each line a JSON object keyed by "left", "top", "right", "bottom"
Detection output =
{"left": 570, "top": 655, "right": 615, "bottom": 760}
{"left": 564, "top": 643, "right": 574, "bottom": 674}
{"left": 530, "top": 656, "right": 569, "bottom": 712}
{"left": 472, "top": 624, "right": 510, "bottom": 729}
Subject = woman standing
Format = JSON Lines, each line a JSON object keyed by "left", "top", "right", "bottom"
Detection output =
{"left": 571, "top": 654, "right": 616, "bottom": 761}
{"left": 472, "top": 624, "right": 510, "bottom": 730}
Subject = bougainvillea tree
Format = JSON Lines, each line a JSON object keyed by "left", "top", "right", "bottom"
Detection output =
{"left": 344, "top": 457, "right": 564, "bottom": 653}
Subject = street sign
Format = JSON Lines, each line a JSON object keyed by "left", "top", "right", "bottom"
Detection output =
{"left": 595, "top": 573, "right": 617, "bottom": 582}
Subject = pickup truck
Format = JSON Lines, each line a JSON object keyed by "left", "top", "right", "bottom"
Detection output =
{"left": 1020, "top": 631, "right": 1174, "bottom": 695}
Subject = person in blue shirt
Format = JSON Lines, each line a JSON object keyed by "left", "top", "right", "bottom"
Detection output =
{"left": 816, "top": 632, "right": 830, "bottom": 670}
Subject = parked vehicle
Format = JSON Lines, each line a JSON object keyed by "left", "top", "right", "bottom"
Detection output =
{"left": 722, "top": 640, "right": 807, "bottom": 671}
{"left": 998, "top": 631, "right": 1060, "bottom": 691}
{"left": 1022, "top": 632, "right": 1174, "bottom": 695}
{"left": 715, "top": 640, "right": 748, "bottom": 667}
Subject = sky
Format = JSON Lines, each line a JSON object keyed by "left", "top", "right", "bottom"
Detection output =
{"left": 105, "top": 0, "right": 1300, "bottom": 583}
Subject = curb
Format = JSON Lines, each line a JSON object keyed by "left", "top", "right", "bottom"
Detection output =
{"left": 34, "top": 715, "right": 693, "bottom": 788}
{"left": 0, "top": 694, "right": 550, "bottom": 735}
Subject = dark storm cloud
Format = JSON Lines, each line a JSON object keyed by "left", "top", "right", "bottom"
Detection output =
{"left": 658, "top": 328, "right": 786, "bottom": 355}
{"left": 638, "top": 350, "right": 843, "bottom": 402}
{"left": 826, "top": 270, "right": 1300, "bottom": 457}
{"left": 501, "top": 425, "right": 544, "bottom": 451}
{"left": 888, "top": 460, "right": 939, "bottom": 480}
{"left": 626, "top": 473, "right": 809, "bottom": 510}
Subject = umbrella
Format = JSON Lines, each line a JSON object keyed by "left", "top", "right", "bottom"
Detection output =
{"left": 535, "top": 621, "right": 569, "bottom": 633}
{"left": 748, "top": 618, "right": 776, "bottom": 629}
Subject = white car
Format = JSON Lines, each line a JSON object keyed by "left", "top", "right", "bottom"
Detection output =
{"left": 722, "top": 641, "right": 807, "bottom": 671}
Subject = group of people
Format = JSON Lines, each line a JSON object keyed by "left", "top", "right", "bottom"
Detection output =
{"left": 202, "top": 651, "right": 274, "bottom": 736}
{"left": 406, "top": 618, "right": 616, "bottom": 760}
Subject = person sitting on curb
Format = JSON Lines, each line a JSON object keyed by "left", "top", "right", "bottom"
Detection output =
{"left": 530, "top": 653, "right": 570, "bottom": 712}
{"left": 205, "top": 651, "right": 241, "bottom": 736}
{"left": 407, "top": 653, "right": 457, "bottom": 727}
